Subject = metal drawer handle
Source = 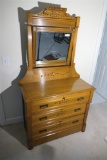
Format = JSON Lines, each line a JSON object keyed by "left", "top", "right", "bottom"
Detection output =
{"left": 77, "top": 97, "right": 84, "bottom": 101}
{"left": 39, "top": 116, "right": 47, "bottom": 121}
{"left": 74, "top": 108, "right": 81, "bottom": 112}
{"left": 40, "top": 104, "right": 48, "bottom": 109}
{"left": 39, "top": 129, "right": 47, "bottom": 134}
{"left": 72, "top": 120, "right": 79, "bottom": 124}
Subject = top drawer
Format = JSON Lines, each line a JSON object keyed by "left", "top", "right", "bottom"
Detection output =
{"left": 31, "top": 91, "right": 90, "bottom": 112}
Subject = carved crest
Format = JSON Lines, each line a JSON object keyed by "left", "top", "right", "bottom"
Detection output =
{"left": 36, "top": 6, "right": 72, "bottom": 19}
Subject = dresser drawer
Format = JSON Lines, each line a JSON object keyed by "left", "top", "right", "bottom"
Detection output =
{"left": 31, "top": 91, "right": 90, "bottom": 113}
{"left": 33, "top": 124, "right": 83, "bottom": 145}
{"left": 32, "top": 103, "right": 86, "bottom": 124}
{"left": 32, "top": 114, "right": 84, "bottom": 138}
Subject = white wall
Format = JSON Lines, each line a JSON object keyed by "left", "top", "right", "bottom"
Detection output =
{"left": 0, "top": 0, "right": 104, "bottom": 93}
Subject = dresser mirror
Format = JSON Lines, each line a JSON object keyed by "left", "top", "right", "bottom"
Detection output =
{"left": 33, "top": 27, "right": 74, "bottom": 67}
{"left": 36, "top": 31, "right": 71, "bottom": 61}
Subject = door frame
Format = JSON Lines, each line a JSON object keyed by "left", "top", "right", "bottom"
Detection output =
{"left": 89, "top": 0, "right": 107, "bottom": 84}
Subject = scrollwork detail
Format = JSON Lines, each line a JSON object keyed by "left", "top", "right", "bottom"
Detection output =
{"left": 55, "top": 97, "right": 72, "bottom": 105}
{"left": 40, "top": 72, "right": 70, "bottom": 78}
{"left": 36, "top": 6, "right": 72, "bottom": 19}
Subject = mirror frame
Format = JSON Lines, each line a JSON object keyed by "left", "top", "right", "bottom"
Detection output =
{"left": 32, "top": 27, "right": 74, "bottom": 67}
{"left": 27, "top": 6, "right": 80, "bottom": 70}
{"left": 19, "top": 6, "right": 80, "bottom": 84}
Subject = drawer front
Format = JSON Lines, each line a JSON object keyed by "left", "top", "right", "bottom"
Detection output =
{"left": 31, "top": 91, "right": 90, "bottom": 113}
{"left": 32, "top": 114, "right": 84, "bottom": 138}
{"left": 32, "top": 103, "right": 86, "bottom": 124}
{"left": 33, "top": 124, "right": 83, "bottom": 144}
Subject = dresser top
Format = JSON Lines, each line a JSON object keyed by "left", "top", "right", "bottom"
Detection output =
{"left": 21, "top": 78, "right": 95, "bottom": 102}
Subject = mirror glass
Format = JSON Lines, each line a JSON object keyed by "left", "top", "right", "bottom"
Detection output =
{"left": 36, "top": 32, "right": 72, "bottom": 61}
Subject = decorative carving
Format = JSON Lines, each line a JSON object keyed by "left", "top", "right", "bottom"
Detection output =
{"left": 50, "top": 119, "right": 80, "bottom": 130}
{"left": 36, "top": 6, "right": 72, "bottom": 19}
{"left": 40, "top": 72, "right": 70, "bottom": 78}
{"left": 55, "top": 97, "right": 72, "bottom": 105}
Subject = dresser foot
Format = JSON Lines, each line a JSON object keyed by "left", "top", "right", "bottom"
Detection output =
{"left": 27, "top": 141, "right": 33, "bottom": 150}
{"left": 81, "top": 123, "right": 86, "bottom": 132}
{"left": 28, "top": 145, "right": 33, "bottom": 150}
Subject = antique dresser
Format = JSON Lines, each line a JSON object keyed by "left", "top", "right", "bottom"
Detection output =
{"left": 19, "top": 6, "right": 95, "bottom": 149}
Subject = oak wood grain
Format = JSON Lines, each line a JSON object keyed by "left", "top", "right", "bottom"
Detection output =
{"left": 19, "top": 6, "right": 95, "bottom": 149}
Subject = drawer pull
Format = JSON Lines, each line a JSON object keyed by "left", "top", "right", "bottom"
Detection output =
{"left": 39, "top": 116, "right": 47, "bottom": 121}
{"left": 39, "top": 129, "right": 47, "bottom": 134}
{"left": 74, "top": 108, "right": 81, "bottom": 112}
{"left": 72, "top": 120, "right": 79, "bottom": 124}
{"left": 40, "top": 104, "right": 48, "bottom": 109}
{"left": 77, "top": 97, "right": 84, "bottom": 101}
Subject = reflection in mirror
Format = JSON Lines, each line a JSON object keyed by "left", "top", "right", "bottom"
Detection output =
{"left": 36, "top": 32, "right": 71, "bottom": 61}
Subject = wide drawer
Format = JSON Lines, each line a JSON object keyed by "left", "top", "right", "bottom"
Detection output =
{"left": 33, "top": 124, "right": 82, "bottom": 145}
{"left": 31, "top": 91, "right": 90, "bottom": 112}
{"left": 32, "top": 103, "right": 86, "bottom": 124}
{"left": 32, "top": 114, "right": 84, "bottom": 138}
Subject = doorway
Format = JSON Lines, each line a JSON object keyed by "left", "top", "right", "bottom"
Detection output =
{"left": 92, "top": 11, "right": 107, "bottom": 103}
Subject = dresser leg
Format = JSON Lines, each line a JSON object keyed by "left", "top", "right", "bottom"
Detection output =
{"left": 81, "top": 123, "right": 86, "bottom": 132}
{"left": 28, "top": 141, "right": 33, "bottom": 150}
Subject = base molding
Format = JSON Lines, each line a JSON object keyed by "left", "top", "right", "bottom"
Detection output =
{"left": 6, "top": 116, "right": 23, "bottom": 125}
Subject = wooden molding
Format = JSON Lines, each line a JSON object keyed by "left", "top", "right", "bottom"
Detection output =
{"left": 34, "top": 6, "right": 74, "bottom": 19}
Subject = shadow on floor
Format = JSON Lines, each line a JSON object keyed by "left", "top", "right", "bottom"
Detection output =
{"left": 1, "top": 122, "right": 28, "bottom": 148}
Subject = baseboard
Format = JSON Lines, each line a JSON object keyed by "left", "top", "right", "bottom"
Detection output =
{"left": 6, "top": 116, "right": 24, "bottom": 125}
{"left": 0, "top": 95, "right": 6, "bottom": 126}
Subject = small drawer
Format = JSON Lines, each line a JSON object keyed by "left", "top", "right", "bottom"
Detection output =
{"left": 32, "top": 114, "right": 84, "bottom": 138}
{"left": 31, "top": 91, "right": 90, "bottom": 113}
{"left": 32, "top": 103, "right": 86, "bottom": 124}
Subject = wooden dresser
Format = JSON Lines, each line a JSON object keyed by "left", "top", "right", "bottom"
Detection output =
{"left": 19, "top": 6, "right": 95, "bottom": 149}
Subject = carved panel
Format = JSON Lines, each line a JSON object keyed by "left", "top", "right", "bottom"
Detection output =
{"left": 40, "top": 72, "right": 70, "bottom": 78}
{"left": 36, "top": 6, "right": 73, "bottom": 19}
{"left": 54, "top": 97, "right": 72, "bottom": 105}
